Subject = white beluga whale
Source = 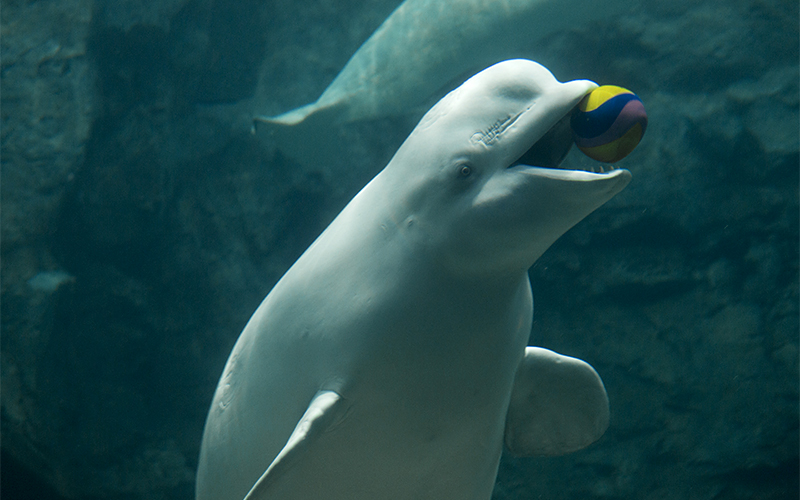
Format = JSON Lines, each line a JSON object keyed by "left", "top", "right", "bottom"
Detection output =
{"left": 197, "top": 59, "right": 632, "bottom": 500}
{"left": 253, "top": 0, "right": 633, "bottom": 163}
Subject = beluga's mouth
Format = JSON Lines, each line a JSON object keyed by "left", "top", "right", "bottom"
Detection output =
{"left": 510, "top": 107, "right": 620, "bottom": 174}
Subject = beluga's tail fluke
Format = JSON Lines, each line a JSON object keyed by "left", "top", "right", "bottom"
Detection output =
{"left": 254, "top": 101, "right": 320, "bottom": 128}
{"left": 252, "top": 98, "right": 348, "bottom": 166}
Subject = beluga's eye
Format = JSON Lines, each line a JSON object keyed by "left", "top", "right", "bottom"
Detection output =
{"left": 459, "top": 165, "right": 472, "bottom": 177}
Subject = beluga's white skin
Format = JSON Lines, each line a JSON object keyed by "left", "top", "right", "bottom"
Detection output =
{"left": 198, "top": 59, "right": 631, "bottom": 500}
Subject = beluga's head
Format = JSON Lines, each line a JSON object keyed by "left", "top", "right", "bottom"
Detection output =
{"left": 376, "top": 59, "right": 632, "bottom": 277}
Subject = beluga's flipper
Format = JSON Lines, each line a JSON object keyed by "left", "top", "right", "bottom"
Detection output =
{"left": 504, "top": 347, "right": 610, "bottom": 456}
{"left": 244, "top": 390, "right": 350, "bottom": 500}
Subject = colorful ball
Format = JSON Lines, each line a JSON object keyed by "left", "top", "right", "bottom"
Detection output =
{"left": 570, "top": 85, "right": 647, "bottom": 163}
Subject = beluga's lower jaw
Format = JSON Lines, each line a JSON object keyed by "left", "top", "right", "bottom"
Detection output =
{"left": 197, "top": 59, "right": 630, "bottom": 500}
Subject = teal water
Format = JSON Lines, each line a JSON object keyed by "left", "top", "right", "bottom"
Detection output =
{"left": 1, "top": 0, "right": 797, "bottom": 499}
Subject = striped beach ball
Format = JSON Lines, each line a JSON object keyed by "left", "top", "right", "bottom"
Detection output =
{"left": 570, "top": 85, "right": 647, "bottom": 163}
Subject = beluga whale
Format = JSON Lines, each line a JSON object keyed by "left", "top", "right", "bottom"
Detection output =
{"left": 197, "top": 59, "right": 632, "bottom": 500}
{"left": 253, "top": 0, "right": 634, "bottom": 163}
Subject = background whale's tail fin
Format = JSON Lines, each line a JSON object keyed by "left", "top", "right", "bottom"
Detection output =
{"left": 255, "top": 101, "right": 320, "bottom": 127}
{"left": 253, "top": 100, "right": 347, "bottom": 167}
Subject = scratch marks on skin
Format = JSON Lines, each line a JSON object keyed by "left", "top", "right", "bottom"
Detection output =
{"left": 472, "top": 111, "right": 525, "bottom": 145}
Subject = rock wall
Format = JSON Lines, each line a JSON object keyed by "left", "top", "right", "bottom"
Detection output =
{"left": 1, "top": 0, "right": 797, "bottom": 499}
{"left": 2, "top": 0, "right": 95, "bottom": 496}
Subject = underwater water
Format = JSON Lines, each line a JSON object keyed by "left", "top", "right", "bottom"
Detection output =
{"left": 1, "top": 0, "right": 797, "bottom": 499}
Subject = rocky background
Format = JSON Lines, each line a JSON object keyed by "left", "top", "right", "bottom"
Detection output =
{"left": 1, "top": 0, "right": 797, "bottom": 499}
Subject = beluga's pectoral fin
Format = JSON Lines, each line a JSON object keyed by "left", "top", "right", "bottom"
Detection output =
{"left": 244, "top": 390, "right": 349, "bottom": 500}
{"left": 504, "top": 347, "right": 609, "bottom": 457}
